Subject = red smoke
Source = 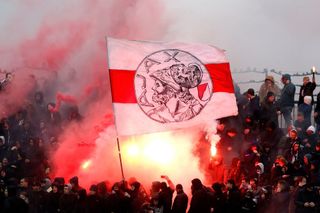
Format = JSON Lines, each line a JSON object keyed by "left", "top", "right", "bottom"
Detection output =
{"left": 0, "top": 0, "right": 218, "bottom": 192}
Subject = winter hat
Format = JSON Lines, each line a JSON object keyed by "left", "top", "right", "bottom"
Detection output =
{"left": 255, "top": 162, "right": 264, "bottom": 174}
{"left": 304, "top": 96, "right": 312, "bottom": 105}
{"left": 307, "top": 125, "right": 316, "bottom": 133}
{"left": 265, "top": 75, "right": 275, "bottom": 83}
{"left": 282, "top": 74, "right": 291, "bottom": 81}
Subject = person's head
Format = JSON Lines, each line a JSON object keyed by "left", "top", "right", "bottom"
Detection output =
{"left": 303, "top": 76, "right": 310, "bottom": 85}
{"left": 265, "top": 76, "right": 274, "bottom": 86}
{"left": 275, "top": 156, "right": 287, "bottom": 167}
{"left": 266, "top": 91, "right": 275, "bottom": 103}
{"left": 297, "top": 112, "right": 305, "bottom": 122}
{"left": 2, "top": 157, "right": 8, "bottom": 166}
{"left": 212, "top": 182, "right": 222, "bottom": 193}
{"left": 176, "top": 184, "right": 184, "bottom": 194}
{"left": 306, "top": 125, "right": 315, "bottom": 135}
{"left": 226, "top": 179, "right": 236, "bottom": 190}
{"left": 255, "top": 162, "right": 264, "bottom": 175}
{"left": 292, "top": 142, "right": 300, "bottom": 152}
{"left": 304, "top": 154, "right": 312, "bottom": 165}
{"left": 191, "top": 178, "right": 203, "bottom": 193}
{"left": 20, "top": 178, "right": 29, "bottom": 188}
{"left": 304, "top": 96, "right": 312, "bottom": 105}
{"left": 289, "top": 129, "right": 298, "bottom": 140}
{"left": 131, "top": 181, "right": 141, "bottom": 192}
{"left": 69, "top": 176, "right": 79, "bottom": 188}
{"left": 296, "top": 176, "right": 307, "bottom": 187}
{"left": 276, "top": 180, "right": 289, "bottom": 192}
{"left": 89, "top": 184, "right": 97, "bottom": 195}
{"left": 63, "top": 184, "right": 72, "bottom": 194}
{"left": 52, "top": 183, "right": 59, "bottom": 193}
{"left": 160, "top": 182, "right": 167, "bottom": 191}
{"left": 34, "top": 91, "right": 44, "bottom": 103}
{"left": 281, "top": 74, "right": 291, "bottom": 84}
{"left": 246, "top": 88, "right": 255, "bottom": 99}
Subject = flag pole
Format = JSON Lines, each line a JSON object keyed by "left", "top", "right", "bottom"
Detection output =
{"left": 116, "top": 137, "right": 125, "bottom": 181}
{"left": 106, "top": 36, "right": 125, "bottom": 181}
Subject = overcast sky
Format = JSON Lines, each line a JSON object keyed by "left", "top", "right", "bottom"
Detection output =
{"left": 164, "top": 0, "right": 320, "bottom": 74}
{"left": 1, "top": 0, "right": 319, "bottom": 89}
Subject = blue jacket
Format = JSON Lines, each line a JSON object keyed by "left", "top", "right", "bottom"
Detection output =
{"left": 280, "top": 82, "right": 296, "bottom": 107}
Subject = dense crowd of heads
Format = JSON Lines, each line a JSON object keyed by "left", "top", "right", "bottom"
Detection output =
{"left": 1, "top": 72, "right": 320, "bottom": 212}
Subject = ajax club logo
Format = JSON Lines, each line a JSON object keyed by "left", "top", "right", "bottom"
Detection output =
{"left": 134, "top": 49, "right": 213, "bottom": 123}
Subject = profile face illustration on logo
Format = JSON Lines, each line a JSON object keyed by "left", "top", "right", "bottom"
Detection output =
{"left": 135, "top": 49, "right": 213, "bottom": 123}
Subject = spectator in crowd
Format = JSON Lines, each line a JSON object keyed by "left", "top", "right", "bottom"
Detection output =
{"left": 159, "top": 175, "right": 174, "bottom": 213}
{"left": 188, "top": 178, "right": 211, "bottom": 213}
{"left": 260, "top": 91, "right": 279, "bottom": 128}
{"left": 270, "top": 180, "right": 290, "bottom": 213}
{"left": 314, "top": 92, "right": 320, "bottom": 132}
{"left": 293, "top": 113, "right": 309, "bottom": 140}
{"left": 258, "top": 75, "right": 281, "bottom": 104}
{"left": 225, "top": 179, "right": 241, "bottom": 213}
{"left": 298, "top": 75, "right": 316, "bottom": 106}
{"left": 303, "top": 126, "right": 317, "bottom": 153}
{"left": 211, "top": 182, "right": 226, "bottom": 213}
{"left": 295, "top": 183, "right": 318, "bottom": 213}
{"left": 243, "top": 88, "right": 261, "bottom": 124}
{"left": 298, "top": 96, "right": 313, "bottom": 125}
{"left": 279, "top": 74, "right": 296, "bottom": 128}
{"left": 171, "top": 184, "right": 188, "bottom": 213}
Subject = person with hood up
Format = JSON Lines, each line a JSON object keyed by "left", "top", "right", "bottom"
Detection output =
{"left": 303, "top": 125, "right": 317, "bottom": 153}
{"left": 258, "top": 75, "right": 281, "bottom": 104}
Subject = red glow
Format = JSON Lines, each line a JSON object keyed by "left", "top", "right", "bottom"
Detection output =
{"left": 123, "top": 135, "right": 175, "bottom": 165}
{"left": 210, "top": 145, "right": 217, "bottom": 157}
{"left": 81, "top": 160, "right": 92, "bottom": 170}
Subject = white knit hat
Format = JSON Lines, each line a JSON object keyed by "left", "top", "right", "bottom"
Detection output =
{"left": 307, "top": 125, "right": 315, "bottom": 133}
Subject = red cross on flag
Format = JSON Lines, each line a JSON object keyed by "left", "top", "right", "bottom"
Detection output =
{"left": 107, "top": 38, "right": 238, "bottom": 136}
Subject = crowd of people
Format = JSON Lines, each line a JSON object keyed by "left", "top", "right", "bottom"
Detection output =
{"left": 204, "top": 73, "right": 320, "bottom": 212}
{"left": 1, "top": 70, "right": 320, "bottom": 212}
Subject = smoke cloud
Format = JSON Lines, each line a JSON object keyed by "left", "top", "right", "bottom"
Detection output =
{"left": 0, "top": 0, "right": 220, "bottom": 193}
